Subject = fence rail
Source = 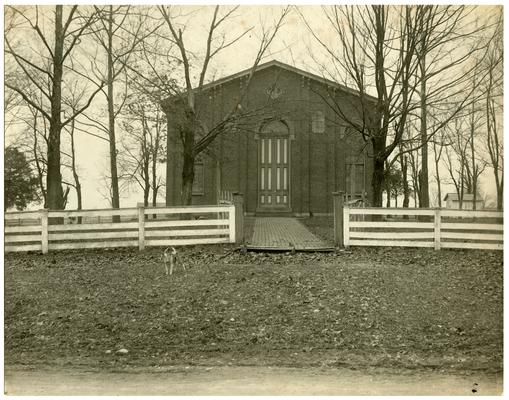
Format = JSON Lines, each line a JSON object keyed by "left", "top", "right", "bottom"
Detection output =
{"left": 5, "top": 204, "right": 240, "bottom": 254}
{"left": 218, "top": 190, "right": 235, "bottom": 205}
{"left": 332, "top": 194, "right": 503, "bottom": 251}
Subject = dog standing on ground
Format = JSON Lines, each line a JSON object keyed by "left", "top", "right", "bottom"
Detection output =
{"left": 163, "top": 247, "right": 185, "bottom": 275}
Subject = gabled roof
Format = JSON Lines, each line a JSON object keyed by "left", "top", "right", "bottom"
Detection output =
{"left": 161, "top": 59, "right": 376, "bottom": 108}
{"left": 443, "top": 193, "right": 478, "bottom": 202}
{"left": 200, "top": 59, "right": 375, "bottom": 100}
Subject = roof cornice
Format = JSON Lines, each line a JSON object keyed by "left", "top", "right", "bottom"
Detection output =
{"left": 200, "top": 59, "right": 375, "bottom": 101}
{"left": 162, "top": 59, "right": 377, "bottom": 106}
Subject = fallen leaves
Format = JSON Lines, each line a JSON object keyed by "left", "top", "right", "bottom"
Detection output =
{"left": 4, "top": 245, "right": 503, "bottom": 372}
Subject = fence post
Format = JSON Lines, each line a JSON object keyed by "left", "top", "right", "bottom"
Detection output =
{"left": 333, "top": 191, "right": 344, "bottom": 247}
{"left": 229, "top": 204, "right": 236, "bottom": 243}
{"left": 41, "top": 209, "right": 49, "bottom": 255}
{"left": 138, "top": 205, "right": 145, "bottom": 251}
{"left": 343, "top": 204, "right": 350, "bottom": 249}
{"left": 233, "top": 192, "right": 244, "bottom": 244}
{"left": 434, "top": 208, "right": 441, "bottom": 251}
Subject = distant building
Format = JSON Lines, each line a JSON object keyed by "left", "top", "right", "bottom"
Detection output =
{"left": 136, "top": 202, "right": 167, "bottom": 208}
{"left": 443, "top": 193, "right": 483, "bottom": 210}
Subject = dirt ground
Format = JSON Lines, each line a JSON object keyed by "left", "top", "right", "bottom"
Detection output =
{"left": 5, "top": 246, "right": 502, "bottom": 370}
{"left": 4, "top": 245, "right": 503, "bottom": 396}
{"left": 4, "top": 365, "right": 503, "bottom": 396}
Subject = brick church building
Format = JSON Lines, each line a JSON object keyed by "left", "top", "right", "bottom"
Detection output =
{"left": 164, "top": 60, "right": 373, "bottom": 216}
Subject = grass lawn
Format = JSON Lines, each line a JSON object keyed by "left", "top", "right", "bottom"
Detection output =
{"left": 5, "top": 245, "right": 502, "bottom": 372}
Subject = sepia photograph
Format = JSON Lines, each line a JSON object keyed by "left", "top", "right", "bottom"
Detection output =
{"left": 3, "top": 3, "right": 503, "bottom": 395}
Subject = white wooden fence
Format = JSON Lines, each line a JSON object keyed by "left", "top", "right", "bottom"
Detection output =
{"left": 5, "top": 204, "right": 237, "bottom": 254}
{"left": 342, "top": 207, "right": 503, "bottom": 251}
{"left": 218, "top": 190, "right": 235, "bottom": 204}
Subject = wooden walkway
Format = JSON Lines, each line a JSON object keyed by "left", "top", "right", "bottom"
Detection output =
{"left": 247, "top": 218, "right": 333, "bottom": 251}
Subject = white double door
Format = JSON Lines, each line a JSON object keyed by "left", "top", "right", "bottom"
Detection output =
{"left": 258, "top": 136, "right": 290, "bottom": 211}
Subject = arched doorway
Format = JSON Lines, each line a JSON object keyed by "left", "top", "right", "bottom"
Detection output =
{"left": 257, "top": 120, "right": 290, "bottom": 212}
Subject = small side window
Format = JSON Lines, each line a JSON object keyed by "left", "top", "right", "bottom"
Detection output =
{"left": 311, "top": 111, "right": 325, "bottom": 133}
{"left": 193, "top": 159, "right": 205, "bottom": 195}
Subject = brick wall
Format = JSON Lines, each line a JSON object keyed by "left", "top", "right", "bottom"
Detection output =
{"left": 165, "top": 64, "right": 373, "bottom": 214}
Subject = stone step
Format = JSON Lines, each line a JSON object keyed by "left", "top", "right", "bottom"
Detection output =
{"left": 254, "top": 212, "right": 294, "bottom": 217}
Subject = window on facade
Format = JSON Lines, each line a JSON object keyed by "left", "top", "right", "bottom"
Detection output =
{"left": 192, "top": 160, "right": 204, "bottom": 195}
{"left": 311, "top": 111, "right": 325, "bottom": 133}
{"left": 345, "top": 163, "right": 365, "bottom": 195}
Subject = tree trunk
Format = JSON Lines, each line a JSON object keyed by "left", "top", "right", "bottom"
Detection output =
{"left": 419, "top": 39, "right": 430, "bottom": 208}
{"left": 76, "top": 184, "right": 82, "bottom": 216}
{"left": 409, "top": 150, "right": 420, "bottom": 208}
{"left": 46, "top": 5, "right": 64, "bottom": 211}
{"left": 152, "top": 144, "right": 158, "bottom": 207}
{"left": 181, "top": 151, "right": 195, "bottom": 206}
{"left": 371, "top": 153, "right": 385, "bottom": 207}
{"left": 107, "top": 6, "right": 120, "bottom": 221}
{"left": 152, "top": 188, "right": 158, "bottom": 207}
{"left": 454, "top": 185, "right": 461, "bottom": 210}
{"left": 433, "top": 140, "right": 442, "bottom": 208}
{"left": 401, "top": 155, "right": 409, "bottom": 208}
{"left": 496, "top": 180, "right": 503, "bottom": 210}
{"left": 62, "top": 186, "right": 70, "bottom": 209}
{"left": 143, "top": 185, "right": 149, "bottom": 207}
{"left": 472, "top": 178, "right": 477, "bottom": 210}
{"left": 151, "top": 113, "right": 160, "bottom": 218}
{"left": 143, "top": 149, "right": 150, "bottom": 208}
{"left": 181, "top": 109, "right": 196, "bottom": 206}
{"left": 151, "top": 183, "right": 158, "bottom": 220}
{"left": 399, "top": 152, "right": 409, "bottom": 218}
{"left": 151, "top": 147, "right": 159, "bottom": 219}
{"left": 470, "top": 118, "right": 477, "bottom": 211}
{"left": 413, "top": 169, "right": 419, "bottom": 208}
{"left": 32, "top": 113, "right": 47, "bottom": 208}
{"left": 417, "top": 169, "right": 425, "bottom": 207}
{"left": 141, "top": 109, "right": 150, "bottom": 208}
{"left": 413, "top": 174, "right": 420, "bottom": 208}
{"left": 487, "top": 90, "right": 503, "bottom": 211}
{"left": 70, "top": 118, "right": 82, "bottom": 223}
{"left": 436, "top": 173, "right": 442, "bottom": 208}
{"left": 459, "top": 165, "right": 464, "bottom": 209}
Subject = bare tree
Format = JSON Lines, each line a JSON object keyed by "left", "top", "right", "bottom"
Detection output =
{"left": 301, "top": 6, "right": 423, "bottom": 206}
{"left": 396, "top": 122, "right": 417, "bottom": 208}
{"left": 303, "top": 6, "right": 497, "bottom": 207}
{"left": 465, "top": 82, "right": 487, "bottom": 210}
{"left": 68, "top": 118, "right": 82, "bottom": 213}
{"left": 18, "top": 105, "right": 49, "bottom": 207}
{"left": 431, "top": 129, "right": 450, "bottom": 208}
{"left": 482, "top": 9, "right": 503, "bottom": 210}
{"left": 5, "top": 6, "right": 104, "bottom": 210}
{"left": 120, "top": 92, "right": 166, "bottom": 207}
{"left": 62, "top": 87, "right": 88, "bottom": 216}
{"left": 414, "top": 5, "right": 486, "bottom": 208}
{"left": 397, "top": 152, "right": 410, "bottom": 208}
{"left": 90, "top": 6, "right": 159, "bottom": 216}
{"left": 443, "top": 114, "right": 486, "bottom": 209}
{"left": 443, "top": 123, "right": 466, "bottom": 209}
{"left": 485, "top": 83, "right": 503, "bottom": 210}
{"left": 408, "top": 145, "right": 421, "bottom": 208}
{"left": 157, "top": 5, "right": 290, "bottom": 205}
